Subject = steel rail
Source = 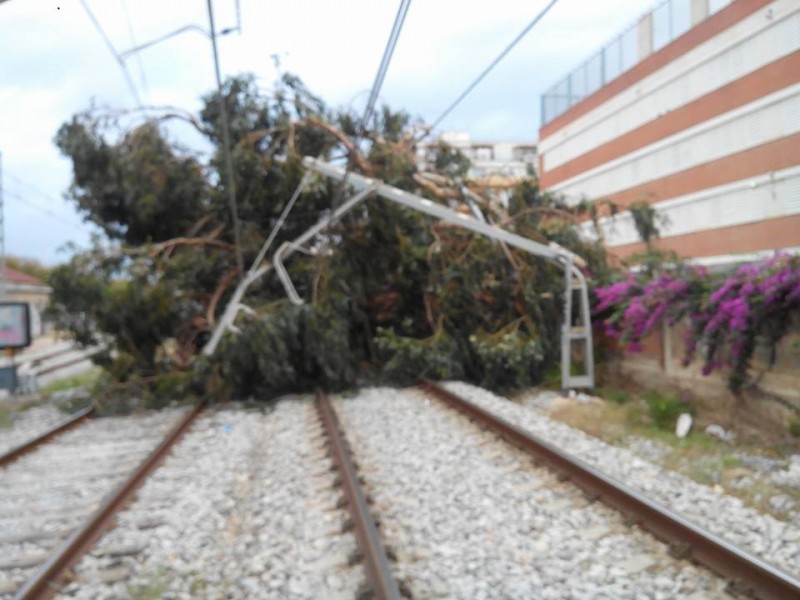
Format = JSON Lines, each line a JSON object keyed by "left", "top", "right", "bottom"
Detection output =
{"left": 315, "top": 391, "right": 401, "bottom": 600}
{"left": 0, "top": 406, "right": 94, "bottom": 468}
{"left": 420, "top": 379, "right": 800, "bottom": 600}
{"left": 14, "top": 401, "right": 205, "bottom": 600}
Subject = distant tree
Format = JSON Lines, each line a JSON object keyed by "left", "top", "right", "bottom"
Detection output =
{"left": 5, "top": 255, "right": 50, "bottom": 281}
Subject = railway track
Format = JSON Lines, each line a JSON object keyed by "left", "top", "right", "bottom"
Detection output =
{"left": 327, "top": 383, "right": 800, "bottom": 600}
{"left": 2, "top": 386, "right": 799, "bottom": 598}
{"left": 0, "top": 404, "right": 202, "bottom": 598}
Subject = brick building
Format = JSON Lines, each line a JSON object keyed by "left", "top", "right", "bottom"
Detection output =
{"left": 538, "top": 0, "right": 799, "bottom": 263}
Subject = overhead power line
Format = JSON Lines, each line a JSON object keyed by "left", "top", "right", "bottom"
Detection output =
{"left": 423, "top": 0, "right": 560, "bottom": 137}
{"left": 4, "top": 189, "right": 86, "bottom": 232}
{"left": 5, "top": 172, "right": 67, "bottom": 206}
{"left": 325, "top": 0, "right": 412, "bottom": 232}
{"left": 79, "top": 0, "right": 143, "bottom": 108}
{"left": 119, "top": 0, "right": 150, "bottom": 100}
{"left": 361, "top": 0, "right": 412, "bottom": 130}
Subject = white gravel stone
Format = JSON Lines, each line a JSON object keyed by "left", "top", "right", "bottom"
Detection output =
{"left": 336, "top": 387, "right": 730, "bottom": 598}
{"left": 60, "top": 399, "right": 363, "bottom": 600}
{"left": 442, "top": 381, "right": 800, "bottom": 579}
{"left": 0, "top": 408, "right": 186, "bottom": 598}
{"left": 0, "top": 404, "right": 67, "bottom": 455}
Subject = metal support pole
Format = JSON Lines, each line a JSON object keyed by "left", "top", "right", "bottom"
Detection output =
{"left": 206, "top": 0, "right": 244, "bottom": 279}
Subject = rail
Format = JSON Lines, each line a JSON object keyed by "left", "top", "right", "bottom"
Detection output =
{"left": 420, "top": 379, "right": 800, "bottom": 600}
{"left": 0, "top": 406, "right": 94, "bottom": 468}
{"left": 14, "top": 402, "right": 205, "bottom": 600}
{"left": 315, "top": 391, "right": 401, "bottom": 600}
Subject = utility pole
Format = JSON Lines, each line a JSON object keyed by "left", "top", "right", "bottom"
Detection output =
{"left": 206, "top": 0, "right": 244, "bottom": 278}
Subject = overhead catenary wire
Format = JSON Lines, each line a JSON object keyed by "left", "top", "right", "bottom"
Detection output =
{"left": 4, "top": 189, "right": 86, "bottom": 232}
{"left": 422, "top": 0, "right": 560, "bottom": 138}
{"left": 119, "top": 0, "right": 150, "bottom": 100}
{"left": 326, "top": 0, "right": 412, "bottom": 226}
{"left": 79, "top": 0, "right": 143, "bottom": 108}
{"left": 361, "top": 0, "right": 412, "bottom": 130}
{"left": 5, "top": 172, "right": 69, "bottom": 207}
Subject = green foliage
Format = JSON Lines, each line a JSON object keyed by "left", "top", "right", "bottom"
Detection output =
{"left": 642, "top": 390, "right": 689, "bottom": 430}
{"left": 599, "top": 387, "right": 632, "bottom": 405}
{"left": 40, "top": 368, "right": 101, "bottom": 395}
{"left": 376, "top": 325, "right": 465, "bottom": 385}
{"left": 55, "top": 120, "right": 207, "bottom": 245}
{"left": 428, "top": 141, "right": 471, "bottom": 178}
{"left": 789, "top": 418, "right": 800, "bottom": 439}
{"left": 48, "top": 71, "right": 611, "bottom": 408}
{"left": 217, "top": 301, "right": 357, "bottom": 399}
{"left": 628, "top": 200, "right": 670, "bottom": 247}
{"left": 470, "top": 319, "right": 545, "bottom": 392}
{"left": 5, "top": 255, "right": 50, "bottom": 281}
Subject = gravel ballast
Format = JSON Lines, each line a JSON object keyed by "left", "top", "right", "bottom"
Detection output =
{"left": 61, "top": 399, "right": 363, "bottom": 600}
{"left": 0, "top": 408, "right": 187, "bottom": 597}
{"left": 0, "top": 405, "right": 68, "bottom": 456}
{"left": 336, "top": 387, "right": 730, "bottom": 599}
{"left": 442, "top": 381, "right": 800, "bottom": 578}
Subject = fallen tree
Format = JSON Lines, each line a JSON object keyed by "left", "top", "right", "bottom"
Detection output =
{"left": 46, "top": 73, "right": 610, "bottom": 406}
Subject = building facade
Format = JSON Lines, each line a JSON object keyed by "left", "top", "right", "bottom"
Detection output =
{"left": 1, "top": 267, "right": 50, "bottom": 338}
{"left": 417, "top": 132, "right": 537, "bottom": 180}
{"left": 538, "top": 0, "right": 799, "bottom": 263}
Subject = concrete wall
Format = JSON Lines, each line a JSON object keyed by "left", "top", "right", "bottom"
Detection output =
{"left": 614, "top": 320, "right": 800, "bottom": 409}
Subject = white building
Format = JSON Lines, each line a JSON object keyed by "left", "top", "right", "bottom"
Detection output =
{"left": 417, "top": 132, "right": 537, "bottom": 180}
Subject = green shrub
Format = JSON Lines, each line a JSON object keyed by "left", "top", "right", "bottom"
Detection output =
{"left": 469, "top": 318, "right": 545, "bottom": 392}
{"left": 642, "top": 390, "right": 688, "bottom": 430}
{"left": 376, "top": 324, "right": 465, "bottom": 385}
{"left": 789, "top": 418, "right": 800, "bottom": 439}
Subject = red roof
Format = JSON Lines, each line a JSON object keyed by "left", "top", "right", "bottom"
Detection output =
{"left": 3, "top": 266, "right": 44, "bottom": 286}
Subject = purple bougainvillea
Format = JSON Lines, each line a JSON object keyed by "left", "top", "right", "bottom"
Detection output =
{"left": 592, "top": 254, "right": 800, "bottom": 391}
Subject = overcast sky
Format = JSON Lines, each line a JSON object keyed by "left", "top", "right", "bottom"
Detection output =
{"left": 0, "top": 0, "right": 655, "bottom": 264}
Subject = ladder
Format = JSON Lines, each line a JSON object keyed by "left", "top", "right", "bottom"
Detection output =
{"left": 561, "top": 255, "right": 595, "bottom": 391}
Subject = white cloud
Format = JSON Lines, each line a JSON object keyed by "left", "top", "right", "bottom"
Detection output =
{"left": 0, "top": 0, "right": 655, "bottom": 263}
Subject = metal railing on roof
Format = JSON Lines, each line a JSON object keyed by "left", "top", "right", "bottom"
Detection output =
{"left": 539, "top": 0, "right": 733, "bottom": 126}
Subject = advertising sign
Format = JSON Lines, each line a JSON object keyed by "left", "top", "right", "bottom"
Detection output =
{"left": 0, "top": 303, "right": 31, "bottom": 350}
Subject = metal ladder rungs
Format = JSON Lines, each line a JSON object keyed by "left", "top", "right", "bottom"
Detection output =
{"left": 564, "top": 375, "right": 594, "bottom": 389}
{"left": 568, "top": 327, "right": 589, "bottom": 340}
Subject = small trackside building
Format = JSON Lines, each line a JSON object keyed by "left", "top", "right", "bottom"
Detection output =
{"left": 538, "top": 0, "right": 800, "bottom": 263}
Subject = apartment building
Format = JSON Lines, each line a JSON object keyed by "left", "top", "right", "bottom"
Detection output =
{"left": 538, "top": 0, "right": 799, "bottom": 263}
{"left": 417, "top": 132, "right": 537, "bottom": 180}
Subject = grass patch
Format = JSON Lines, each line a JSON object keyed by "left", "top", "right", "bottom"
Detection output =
{"left": 40, "top": 367, "right": 102, "bottom": 395}
{"left": 548, "top": 388, "right": 798, "bottom": 521}
{"left": 596, "top": 386, "right": 631, "bottom": 405}
{"left": 0, "top": 396, "right": 47, "bottom": 429}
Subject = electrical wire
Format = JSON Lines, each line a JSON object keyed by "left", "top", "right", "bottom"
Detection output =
{"left": 321, "top": 0, "right": 412, "bottom": 242}
{"left": 5, "top": 173, "right": 67, "bottom": 207}
{"left": 361, "top": 0, "right": 412, "bottom": 130}
{"left": 119, "top": 0, "right": 150, "bottom": 100}
{"left": 79, "top": 0, "right": 143, "bottom": 108}
{"left": 421, "top": 0, "right": 560, "bottom": 139}
{"left": 4, "top": 190, "right": 86, "bottom": 232}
